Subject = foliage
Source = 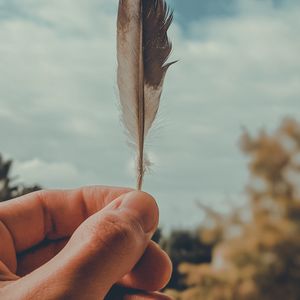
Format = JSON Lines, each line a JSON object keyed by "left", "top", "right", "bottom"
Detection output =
{"left": 0, "top": 154, "right": 41, "bottom": 202}
{"left": 162, "top": 229, "right": 214, "bottom": 290}
{"left": 166, "top": 118, "right": 300, "bottom": 300}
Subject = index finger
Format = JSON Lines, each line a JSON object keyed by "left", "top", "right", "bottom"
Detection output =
{"left": 0, "top": 186, "right": 132, "bottom": 253}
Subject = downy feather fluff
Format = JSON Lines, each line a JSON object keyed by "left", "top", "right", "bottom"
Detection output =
{"left": 117, "top": 0, "right": 174, "bottom": 190}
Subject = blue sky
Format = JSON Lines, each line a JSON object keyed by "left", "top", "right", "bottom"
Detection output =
{"left": 169, "top": 0, "right": 294, "bottom": 27}
{"left": 0, "top": 0, "right": 300, "bottom": 230}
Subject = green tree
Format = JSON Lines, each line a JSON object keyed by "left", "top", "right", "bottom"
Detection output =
{"left": 162, "top": 229, "right": 214, "bottom": 290}
{"left": 0, "top": 154, "right": 41, "bottom": 202}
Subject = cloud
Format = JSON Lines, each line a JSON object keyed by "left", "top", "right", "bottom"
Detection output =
{"left": 0, "top": 0, "right": 300, "bottom": 229}
{"left": 13, "top": 158, "right": 81, "bottom": 188}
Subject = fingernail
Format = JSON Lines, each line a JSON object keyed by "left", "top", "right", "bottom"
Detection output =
{"left": 120, "top": 191, "right": 158, "bottom": 234}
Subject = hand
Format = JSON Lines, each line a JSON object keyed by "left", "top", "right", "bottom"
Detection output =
{"left": 0, "top": 186, "right": 172, "bottom": 299}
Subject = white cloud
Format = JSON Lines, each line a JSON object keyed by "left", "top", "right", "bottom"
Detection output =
{"left": 0, "top": 0, "right": 300, "bottom": 228}
{"left": 13, "top": 158, "right": 81, "bottom": 188}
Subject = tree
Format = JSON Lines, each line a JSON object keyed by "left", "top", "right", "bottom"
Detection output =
{"left": 0, "top": 154, "right": 41, "bottom": 202}
{"left": 166, "top": 118, "right": 300, "bottom": 300}
{"left": 162, "top": 229, "right": 214, "bottom": 290}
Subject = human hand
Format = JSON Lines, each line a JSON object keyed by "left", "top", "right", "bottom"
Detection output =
{"left": 0, "top": 186, "right": 172, "bottom": 299}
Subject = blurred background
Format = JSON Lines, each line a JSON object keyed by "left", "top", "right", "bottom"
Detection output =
{"left": 1, "top": 0, "right": 300, "bottom": 299}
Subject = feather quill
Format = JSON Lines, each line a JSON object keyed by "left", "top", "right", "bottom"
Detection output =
{"left": 117, "top": 0, "right": 175, "bottom": 190}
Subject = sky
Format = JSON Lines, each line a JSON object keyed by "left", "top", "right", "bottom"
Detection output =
{"left": 0, "top": 0, "right": 300, "bottom": 230}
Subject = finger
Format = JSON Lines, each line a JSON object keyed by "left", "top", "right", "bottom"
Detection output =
{"left": 17, "top": 239, "right": 172, "bottom": 292}
{"left": 16, "top": 238, "right": 69, "bottom": 276}
{"left": 122, "top": 294, "right": 172, "bottom": 300}
{"left": 106, "top": 286, "right": 172, "bottom": 300}
{"left": 115, "top": 292, "right": 172, "bottom": 300}
{"left": 4, "top": 191, "right": 159, "bottom": 300}
{"left": 120, "top": 242, "right": 172, "bottom": 291}
{"left": 119, "top": 293, "right": 172, "bottom": 300}
{"left": 0, "top": 186, "right": 131, "bottom": 267}
{"left": 0, "top": 261, "right": 19, "bottom": 282}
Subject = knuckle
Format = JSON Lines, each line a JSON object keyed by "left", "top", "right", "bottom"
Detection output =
{"left": 100, "top": 214, "right": 133, "bottom": 240}
{"left": 88, "top": 213, "right": 139, "bottom": 253}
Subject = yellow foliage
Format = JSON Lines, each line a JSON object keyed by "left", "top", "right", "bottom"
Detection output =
{"left": 167, "top": 119, "right": 300, "bottom": 300}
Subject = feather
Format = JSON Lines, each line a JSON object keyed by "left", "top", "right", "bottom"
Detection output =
{"left": 117, "top": 0, "right": 175, "bottom": 190}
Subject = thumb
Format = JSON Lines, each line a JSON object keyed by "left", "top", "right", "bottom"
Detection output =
{"left": 7, "top": 191, "right": 159, "bottom": 300}
{"left": 64, "top": 190, "right": 159, "bottom": 297}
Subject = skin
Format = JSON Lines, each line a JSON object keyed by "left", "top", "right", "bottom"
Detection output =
{"left": 0, "top": 186, "right": 173, "bottom": 300}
